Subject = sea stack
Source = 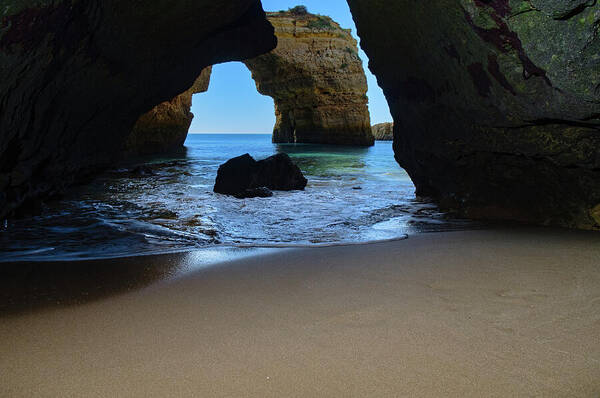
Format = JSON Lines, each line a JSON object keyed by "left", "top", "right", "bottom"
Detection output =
{"left": 244, "top": 7, "right": 374, "bottom": 146}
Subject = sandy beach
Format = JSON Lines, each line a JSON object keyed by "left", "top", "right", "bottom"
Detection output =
{"left": 1, "top": 228, "right": 600, "bottom": 397}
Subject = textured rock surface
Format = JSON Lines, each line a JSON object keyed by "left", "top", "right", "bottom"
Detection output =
{"left": 125, "top": 67, "right": 212, "bottom": 155}
{"left": 244, "top": 10, "right": 374, "bottom": 146}
{"left": 372, "top": 122, "right": 393, "bottom": 141}
{"left": 214, "top": 153, "right": 307, "bottom": 197}
{"left": 234, "top": 187, "right": 274, "bottom": 199}
{"left": 348, "top": 0, "right": 600, "bottom": 229}
{"left": 0, "top": 1, "right": 275, "bottom": 218}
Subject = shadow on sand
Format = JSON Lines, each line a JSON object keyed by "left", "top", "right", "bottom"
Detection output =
{"left": 0, "top": 253, "right": 188, "bottom": 318}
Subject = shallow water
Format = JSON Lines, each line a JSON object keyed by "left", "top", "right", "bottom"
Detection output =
{"left": 1, "top": 134, "right": 475, "bottom": 261}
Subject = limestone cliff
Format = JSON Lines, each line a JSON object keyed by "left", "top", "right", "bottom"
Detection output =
{"left": 372, "top": 123, "right": 393, "bottom": 141}
{"left": 244, "top": 9, "right": 374, "bottom": 146}
{"left": 0, "top": 1, "right": 275, "bottom": 218}
{"left": 125, "top": 67, "right": 212, "bottom": 155}
{"left": 348, "top": 0, "right": 600, "bottom": 229}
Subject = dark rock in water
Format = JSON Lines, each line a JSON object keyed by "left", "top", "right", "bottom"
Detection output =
{"left": 139, "top": 209, "right": 178, "bottom": 221}
{"left": 130, "top": 166, "right": 156, "bottom": 177}
{"left": 234, "top": 187, "right": 273, "bottom": 199}
{"left": 213, "top": 154, "right": 257, "bottom": 195}
{"left": 255, "top": 153, "right": 308, "bottom": 191}
{"left": 214, "top": 153, "right": 307, "bottom": 197}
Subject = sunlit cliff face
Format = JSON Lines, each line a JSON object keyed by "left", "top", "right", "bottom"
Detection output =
{"left": 244, "top": 11, "right": 373, "bottom": 146}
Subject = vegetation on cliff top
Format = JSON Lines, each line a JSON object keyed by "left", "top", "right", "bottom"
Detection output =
{"left": 307, "top": 15, "right": 334, "bottom": 30}
{"left": 276, "top": 5, "right": 335, "bottom": 30}
{"left": 287, "top": 5, "right": 308, "bottom": 15}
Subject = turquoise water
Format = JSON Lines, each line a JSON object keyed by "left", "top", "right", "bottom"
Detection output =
{"left": 0, "top": 134, "right": 472, "bottom": 261}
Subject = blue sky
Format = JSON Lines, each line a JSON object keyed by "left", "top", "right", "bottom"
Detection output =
{"left": 190, "top": 1, "right": 392, "bottom": 133}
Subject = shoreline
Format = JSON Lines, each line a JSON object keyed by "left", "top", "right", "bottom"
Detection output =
{"left": 0, "top": 235, "right": 415, "bottom": 316}
{"left": 2, "top": 227, "right": 600, "bottom": 396}
{"left": 0, "top": 234, "right": 412, "bottom": 264}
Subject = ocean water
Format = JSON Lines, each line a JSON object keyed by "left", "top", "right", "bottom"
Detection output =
{"left": 0, "top": 134, "right": 474, "bottom": 262}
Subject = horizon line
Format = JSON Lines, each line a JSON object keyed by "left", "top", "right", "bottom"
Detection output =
{"left": 188, "top": 131, "right": 272, "bottom": 135}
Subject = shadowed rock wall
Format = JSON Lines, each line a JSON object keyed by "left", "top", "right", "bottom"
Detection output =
{"left": 0, "top": 1, "right": 275, "bottom": 218}
{"left": 348, "top": 0, "right": 600, "bottom": 229}
{"left": 125, "top": 67, "right": 212, "bottom": 155}
{"left": 244, "top": 10, "right": 374, "bottom": 146}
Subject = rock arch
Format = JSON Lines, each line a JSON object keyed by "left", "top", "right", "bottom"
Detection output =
{"left": 128, "top": 10, "right": 374, "bottom": 152}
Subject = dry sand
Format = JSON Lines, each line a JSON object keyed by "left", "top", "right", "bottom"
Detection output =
{"left": 1, "top": 228, "right": 600, "bottom": 397}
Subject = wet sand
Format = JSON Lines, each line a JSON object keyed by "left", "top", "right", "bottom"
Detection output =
{"left": 1, "top": 229, "right": 600, "bottom": 397}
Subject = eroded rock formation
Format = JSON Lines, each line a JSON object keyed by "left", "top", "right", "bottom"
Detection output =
{"left": 244, "top": 10, "right": 374, "bottom": 146}
{"left": 372, "top": 123, "right": 393, "bottom": 141}
{"left": 348, "top": 0, "right": 600, "bottom": 229}
{"left": 125, "top": 67, "right": 212, "bottom": 155}
{"left": 0, "top": 1, "right": 275, "bottom": 218}
{"left": 3, "top": 0, "right": 600, "bottom": 230}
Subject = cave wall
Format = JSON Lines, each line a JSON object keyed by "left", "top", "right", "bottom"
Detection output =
{"left": 125, "top": 67, "right": 212, "bottom": 155}
{"left": 3, "top": 0, "right": 600, "bottom": 229}
{"left": 0, "top": 0, "right": 276, "bottom": 218}
{"left": 244, "top": 11, "right": 374, "bottom": 146}
{"left": 348, "top": 0, "right": 600, "bottom": 228}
